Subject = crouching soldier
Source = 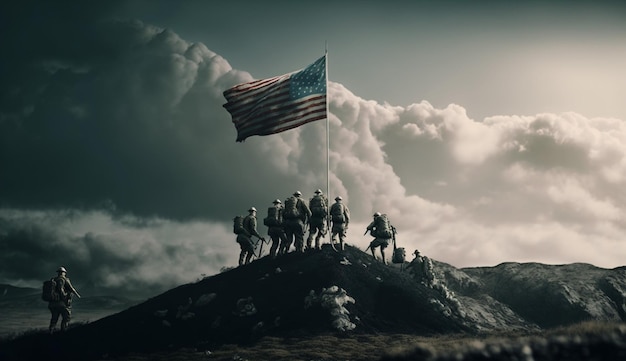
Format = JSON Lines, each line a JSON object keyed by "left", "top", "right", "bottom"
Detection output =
{"left": 407, "top": 249, "right": 435, "bottom": 286}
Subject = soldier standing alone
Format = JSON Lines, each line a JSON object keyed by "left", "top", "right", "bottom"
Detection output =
{"left": 47, "top": 266, "right": 80, "bottom": 333}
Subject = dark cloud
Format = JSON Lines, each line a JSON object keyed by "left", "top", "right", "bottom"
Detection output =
{"left": 1, "top": 3, "right": 626, "bottom": 296}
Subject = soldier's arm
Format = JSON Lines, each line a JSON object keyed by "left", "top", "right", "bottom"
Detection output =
{"left": 250, "top": 218, "right": 262, "bottom": 238}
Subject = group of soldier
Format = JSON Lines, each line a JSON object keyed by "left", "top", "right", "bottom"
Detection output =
{"left": 234, "top": 189, "right": 397, "bottom": 266}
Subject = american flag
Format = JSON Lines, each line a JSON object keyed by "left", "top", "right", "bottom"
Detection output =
{"left": 223, "top": 55, "right": 327, "bottom": 142}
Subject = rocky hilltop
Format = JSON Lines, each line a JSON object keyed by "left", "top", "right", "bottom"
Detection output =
{"left": 1, "top": 244, "right": 625, "bottom": 360}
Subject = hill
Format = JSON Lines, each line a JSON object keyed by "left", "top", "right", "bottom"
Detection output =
{"left": 1, "top": 244, "right": 625, "bottom": 360}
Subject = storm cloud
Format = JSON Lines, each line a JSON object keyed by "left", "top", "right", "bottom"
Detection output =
{"left": 1, "top": 4, "right": 625, "bottom": 297}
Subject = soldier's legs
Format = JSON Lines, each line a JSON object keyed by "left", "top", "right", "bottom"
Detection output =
{"left": 278, "top": 231, "right": 289, "bottom": 254}
{"left": 338, "top": 225, "right": 346, "bottom": 250}
{"left": 314, "top": 223, "right": 325, "bottom": 249}
{"left": 306, "top": 230, "right": 314, "bottom": 250}
{"left": 380, "top": 242, "right": 389, "bottom": 264}
{"left": 295, "top": 233, "right": 304, "bottom": 252}
{"left": 244, "top": 250, "right": 253, "bottom": 264}
{"left": 49, "top": 307, "right": 60, "bottom": 332}
{"left": 288, "top": 221, "right": 305, "bottom": 253}
{"left": 238, "top": 249, "right": 246, "bottom": 266}
{"left": 283, "top": 228, "right": 295, "bottom": 253}
{"left": 269, "top": 234, "right": 280, "bottom": 257}
{"left": 60, "top": 307, "right": 71, "bottom": 330}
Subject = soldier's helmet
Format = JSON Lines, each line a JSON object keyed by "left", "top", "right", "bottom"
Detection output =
{"left": 57, "top": 267, "right": 67, "bottom": 273}
{"left": 335, "top": 196, "right": 342, "bottom": 201}
{"left": 249, "top": 207, "right": 257, "bottom": 212}
{"left": 315, "top": 189, "right": 323, "bottom": 194}
{"left": 293, "top": 191, "right": 302, "bottom": 197}
{"left": 272, "top": 199, "right": 281, "bottom": 204}
{"left": 373, "top": 212, "right": 381, "bottom": 217}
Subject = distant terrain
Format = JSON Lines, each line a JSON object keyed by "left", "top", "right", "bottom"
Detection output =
{"left": 1, "top": 244, "right": 625, "bottom": 360}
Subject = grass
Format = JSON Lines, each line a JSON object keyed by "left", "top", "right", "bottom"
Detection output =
{"left": 97, "top": 321, "right": 626, "bottom": 361}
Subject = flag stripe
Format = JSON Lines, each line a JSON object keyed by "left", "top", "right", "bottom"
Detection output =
{"left": 223, "top": 55, "right": 326, "bottom": 142}
{"left": 237, "top": 96, "right": 326, "bottom": 136}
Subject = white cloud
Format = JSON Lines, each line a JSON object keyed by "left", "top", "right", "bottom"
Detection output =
{"left": 2, "top": 18, "right": 626, "bottom": 296}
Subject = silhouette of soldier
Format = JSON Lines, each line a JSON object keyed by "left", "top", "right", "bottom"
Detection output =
{"left": 264, "top": 199, "right": 288, "bottom": 257}
{"left": 366, "top": 212, "right": 395, "bottom": 264}
{"left": 307, "top": 189, "right": 328, "bottom": 251}
{"left": 282, "top": 191, "right": 311, "bottom": 253}
{"left": 407, "top": 249, "right": 435, "bottom": 286}
{"left": 48, "top": 266, "right": 80, "bottom": 333}
{"left": 330, "top": 196, "right": 350, "bottom": 251}
{"left": 237, "top": 207, "right": 264, "bottom": 266}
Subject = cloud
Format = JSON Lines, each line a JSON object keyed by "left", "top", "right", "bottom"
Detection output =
{"left": 0, "top": 208, "right": 235, "bottom": 297}
{"left": 2, "top": 15, "right": 626, "bottom": 295}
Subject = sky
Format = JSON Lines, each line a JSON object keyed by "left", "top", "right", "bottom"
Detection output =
{"left": 1, "top": 0, "right": 626, "bottom": 298}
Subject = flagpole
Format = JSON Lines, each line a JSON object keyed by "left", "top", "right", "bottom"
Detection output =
{"left": 325, "top": 43, "right": 331, "bottom": 238}
{"left": 325, "top": 43, "right": 330, "bottom": 202}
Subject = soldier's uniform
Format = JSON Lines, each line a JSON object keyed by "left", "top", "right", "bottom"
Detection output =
{"left": 306, "top": 189, "right": 328, "bottom": 250}
{"left": 48, "top": 267, "right": 76, "bottom": 333}
{"left": 283, "top": 191, "right": 311, "bottom": 253}
{"left": 330, "top": 196, "right": 350, "bottom": 251}
{"left": 366, "top": 212, "right": 392, "bottom": 264}
{"left": 238, "top": 207, "right": 262, "bottom": 266}
{"left": 408, "top": 250, "right": 435, "bottom": 286}
{"left": 266, "top": 199, "right": 288, "bottom": 257}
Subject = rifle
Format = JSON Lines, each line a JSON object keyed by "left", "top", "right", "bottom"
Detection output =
{"left": 69, "top": 284, "right": 81, "bottom": 299}
{"left": 255, "top": 236, "right": 266, "bottom": 258}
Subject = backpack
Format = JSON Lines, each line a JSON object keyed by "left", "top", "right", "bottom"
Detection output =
{"left": 330, "top": 203, "right": 345, "bottom": 223}
{"left": 392, "top": 247, "right": 406, "bottom": 264}
{"left": 42, "top": 278, "right": 58, "bottom": 302}
{"left": 309, "top": 195, "right": 327, "bottom": 218}
{"left": 233, "top": 215, "right": 246, "bottom": 235}
{"left": 42, "top": 277, "right": 66, "bottom": 302}
{"left": 264, "top": 206, "right": 282, "bottom": 227}
{"left": 283, "top": 197, "right": 300, "bottom": 220}
{"left": 373, "top": 214, "right": 393, "bottom": 239}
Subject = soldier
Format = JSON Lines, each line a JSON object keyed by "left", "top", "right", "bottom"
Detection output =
{"left": 329, "top": 196, "right": 350, "bottom": 251}
{"left": 282, "top": 191, "right": 311, "bottom": 253}
{"left": 366, "top": 212, "right": 395, "bottom": 264}
{"left": 407, "top": 249, "right": 435, "bottom": 286}
{"left": 48, "top": 266, "right": 80, "bottom": 333}
{"left": 237, "top": 207, "right": 264, "bottom": 266}
{"left": 306, "top": 189, "right": 328, "bottom": 251}
{"left": 264, "top": 199, "right": 288, "bottom": 257}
